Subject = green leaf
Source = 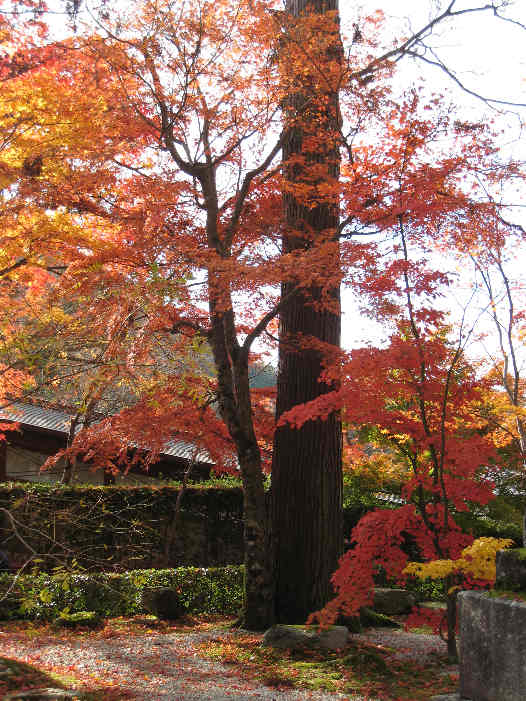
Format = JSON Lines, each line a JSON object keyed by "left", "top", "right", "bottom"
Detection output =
{"left": 39, "top": 587, "right": 53, "bottom": 603}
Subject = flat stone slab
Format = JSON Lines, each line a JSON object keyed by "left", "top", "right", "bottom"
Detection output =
{"left": 261, "top": 624, "right": 348, "bottom": 651}
{"left": 459, "top": 590, "right": 526, "bottom": 701}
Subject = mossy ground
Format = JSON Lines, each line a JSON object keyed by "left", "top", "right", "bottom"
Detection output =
{"left": 200, "top": 630, "right": 458, "bottom": 700}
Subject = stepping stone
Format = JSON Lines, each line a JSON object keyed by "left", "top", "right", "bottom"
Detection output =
{"left": 262, "top": 624, "right": 348, "bottom": 651}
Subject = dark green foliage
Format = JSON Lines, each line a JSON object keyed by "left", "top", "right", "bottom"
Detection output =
{"left": 454, "top": 507, "right": 522, "bottom": 545}
{"left": 495, "top": 548, "right": 526, "bottom": 591}
{"left": 0, "top": 481, "right": 519, "bottom": 590}
{"left": 0, "top": 482, "right": 244, "bottom": 571}
{"left": 0, "top": 565, "right": 243, "bottom": 620}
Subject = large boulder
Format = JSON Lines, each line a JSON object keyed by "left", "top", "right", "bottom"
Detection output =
{"left": 458, "top": 590, "right": 526, "bottom": 701}
{"left": 359, "top": 606, "right": 401, "bottom": 628}
{"left": 337, "top": 607, "right": 401, "bottom": 633}
{"left": 261, "top": 624, "right": 348, "bottom": 651}
{"left": 141, "top": 586, "right": 185, "bottom": 620}
{"left": 495, "top": 548, "right": 526, "bottom": 591}
{"left": 373, "top": 588, "right": 416, "bottom": 615}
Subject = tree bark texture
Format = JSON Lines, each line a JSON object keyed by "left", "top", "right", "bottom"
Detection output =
{"left": 208, "top": 274, "right": 274, "bottom": 630}
{"left": 272, "top": 0, "right": 343, "bottom": 623}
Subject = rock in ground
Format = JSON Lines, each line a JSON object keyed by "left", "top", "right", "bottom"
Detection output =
{"left": 261, "top": 624, "right": 348, "bottom": 651}
{"left": 373, "top": 587, "right": 416, "bottom": 615}
{"left": 141, "top": 586, "right": 185, "bottom": 620}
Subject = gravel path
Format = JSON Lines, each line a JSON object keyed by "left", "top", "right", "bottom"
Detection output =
{"left": 0, "top": 625, "right": 457, "bottom": 700}
{"left": 353, "top": 628, "right": 449, "bottom": 662}
{"left": 0, "top": 628, "right": 358, "bottom": 700}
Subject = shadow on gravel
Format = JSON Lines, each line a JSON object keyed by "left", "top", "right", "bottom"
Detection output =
{"left": 0, "top": 655, "right": 119, "bottom": 700}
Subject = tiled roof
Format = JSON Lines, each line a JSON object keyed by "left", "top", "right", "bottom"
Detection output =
{"left": 0, "top": 402, "right": 212, "bottom": 463}
{"left": 0, "top": 402, "right": 72, "bottom": 435}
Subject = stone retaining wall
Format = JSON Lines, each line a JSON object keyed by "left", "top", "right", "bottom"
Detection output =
{"left": 459, "top": 590, "right": 526, "bottom": 701}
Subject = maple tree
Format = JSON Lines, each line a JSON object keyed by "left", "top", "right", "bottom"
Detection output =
{"left": 292, "top": 289, "right": 499, "bottom": 660}
{"left": 278, "top": 102, "right": 526, "bottom": 657}
{"left": 1, "top": 0, "right": 525, "bottom": 632}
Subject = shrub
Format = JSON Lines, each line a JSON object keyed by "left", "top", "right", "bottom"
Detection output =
{"left": 0, "top": 565, "right": 243, "bottom": 621}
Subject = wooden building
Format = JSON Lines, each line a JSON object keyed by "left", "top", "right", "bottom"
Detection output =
{"left": 0, "top": 402, "right": 212, "bottom": 485}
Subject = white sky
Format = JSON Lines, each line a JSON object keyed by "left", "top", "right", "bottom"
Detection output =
{"left": 338, "top": 0, "right": 526, "bottom": 351}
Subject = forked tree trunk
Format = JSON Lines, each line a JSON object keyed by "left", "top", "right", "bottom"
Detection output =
{"left": 208, "top": 284, "right": 274, "bottom": 630}
{"left": 272, "top": 0, "right": 343, "bottom": 623}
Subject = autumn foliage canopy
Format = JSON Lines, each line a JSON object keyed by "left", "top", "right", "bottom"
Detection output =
{"left": 1, "top": 0, "right": 525, "bottom": 626}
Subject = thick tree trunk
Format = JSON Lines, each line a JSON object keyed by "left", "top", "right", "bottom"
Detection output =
{"left": 230, "top": 351, "right": 274, "bottom": 629}
{"left": 0, "top": 441, "right": 6, "bottom": 481}
{"left": 272, "top": 0, "right": 343, "bottom": 623}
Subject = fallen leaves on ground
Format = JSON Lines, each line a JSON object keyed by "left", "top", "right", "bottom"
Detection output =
{"left": 0, "top": 615, "right": 459, "bottom": 700}
{"left": 199, "top": 630, "right": 459, "bottom": 700}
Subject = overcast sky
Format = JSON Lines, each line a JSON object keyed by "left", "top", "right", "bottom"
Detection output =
{"left": 338, "top": 0, "right": 526, "bottom": 351}
{"left": 342, "top": 1, "right": 525, "bottom": 105}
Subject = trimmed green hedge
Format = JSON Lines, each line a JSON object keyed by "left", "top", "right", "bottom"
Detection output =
{"left": 0, "top": 565, "right": 243, "bottom": 621}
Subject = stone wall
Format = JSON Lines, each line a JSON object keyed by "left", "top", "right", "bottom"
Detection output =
{"left": 0, "top": 484, "right": 245, "bottom": 572}
{"left": 458, "top": 547, "right": 526, "bottom": 701}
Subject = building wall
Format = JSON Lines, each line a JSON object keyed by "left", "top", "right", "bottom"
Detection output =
{"left": 6, "top": 445, "right": 62, "bottom": 482}
{"left": 5, "top": 445, "right": 168, "bottom": 485}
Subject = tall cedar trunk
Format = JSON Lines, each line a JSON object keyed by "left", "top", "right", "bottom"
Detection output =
{"left": 272, "top": 0, "right": 343, "bottom": 623}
